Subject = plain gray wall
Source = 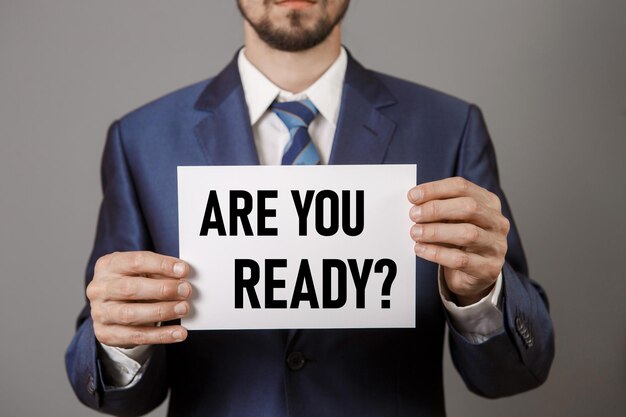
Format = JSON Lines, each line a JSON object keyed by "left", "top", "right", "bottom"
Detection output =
{"left": 1, "top": 1, "right": 624, "bottom": 416}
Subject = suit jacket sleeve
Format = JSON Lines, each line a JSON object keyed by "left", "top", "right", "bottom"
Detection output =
{"left": 65, "top": 121, "right": 169, "bottom": 416}
{"left": 447, "top": 104, "right": 555, "bottom": 398}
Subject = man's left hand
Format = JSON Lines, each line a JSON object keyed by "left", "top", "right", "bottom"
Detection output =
{"left": 408, "top": 177, "right": 510, "bottom": 306}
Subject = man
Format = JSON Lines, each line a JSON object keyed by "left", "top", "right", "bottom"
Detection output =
{"left": 66, "top": 1, "right": 554, "bottom": 416}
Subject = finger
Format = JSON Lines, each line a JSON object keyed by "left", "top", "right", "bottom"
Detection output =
{"left": 104, "top": 251, "right": 188, "bottom": 278}
{"left": 408, "top": 177, "right": 492, "bottom": 205}
{"left": 410, "top": 197, "right": 499, "bottom": 229}
{"left": 413, "top": 242, "right": 501, "bottom": 281}
{"left": 104, "top": 276, "right": 192, "bottom": 302}
{"left": 96, "top": 301, "right": 190, "bottom": 326}
{"left": 410, "top": 222, "right": 493, "bottom": 250}
{"left": 94, "top": 323, "right": 188, "bottom": 348}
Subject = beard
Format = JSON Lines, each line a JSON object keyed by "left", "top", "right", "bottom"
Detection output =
{"left": 237, "top": 0, "right": 350, "bottom": 52}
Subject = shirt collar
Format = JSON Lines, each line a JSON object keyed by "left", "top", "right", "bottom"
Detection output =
{"left": 238, "top": 47, "right": 348, "bottom": 126}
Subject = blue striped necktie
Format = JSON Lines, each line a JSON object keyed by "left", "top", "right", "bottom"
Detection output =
{"left": 269, "top": 98, "right": 320, "bottom": 165}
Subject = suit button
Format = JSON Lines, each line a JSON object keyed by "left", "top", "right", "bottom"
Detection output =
{"left": 86, "top": 374, "right": 96, "bottom": 396}
{"left": 286, "top": 352, "right": 306, "bottom": 371}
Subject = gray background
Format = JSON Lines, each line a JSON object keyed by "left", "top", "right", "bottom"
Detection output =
{"left": 1, "top": 1, "right": 624, "bottom": 416}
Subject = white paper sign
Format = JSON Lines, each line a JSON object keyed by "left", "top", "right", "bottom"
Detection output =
{"left": 178, "top": 165, "right": 416, "bottom": 330}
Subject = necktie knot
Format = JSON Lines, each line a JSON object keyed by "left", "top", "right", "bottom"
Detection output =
{"left": 269, "top": 98, "right": 318, "bottom": 130}
{"left": 269, "top": 98, "right": 321, "bottom": 165}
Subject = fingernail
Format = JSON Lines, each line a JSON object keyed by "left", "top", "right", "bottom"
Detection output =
{"left": 178, "top": 282, "right": 191, "bottom": 298}
{"left": 172, "top": 330, "right": 184, "bottom": 341}
{"left": 415, "top": 243, "right": 426, "bottom": 253}
{"left": 410, "top": 188, "right": 423, "bottom": 201}
{"left": 174, "top": 302, "right": 187, "bottom": 315}
{"left": 173, "top": 262, "right": 186, "bottom": 276}
{"left": 411, "top": 206, "right": 422, "bottom": 220}
{"left": 412, "top": 225, "right": 423, "bottom": 238}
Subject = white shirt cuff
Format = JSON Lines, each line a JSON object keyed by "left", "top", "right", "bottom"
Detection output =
{"left": 438, "top": 267, "right": 504, "bottom": 344}
{"left": 98, "top": 342, "right": 153, "bottom": 388}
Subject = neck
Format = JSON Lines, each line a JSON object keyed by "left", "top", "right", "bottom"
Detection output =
{"left": 243, "top": 22, "right": 342, "bottom": 94}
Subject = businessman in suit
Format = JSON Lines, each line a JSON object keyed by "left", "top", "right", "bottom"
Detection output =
{"left": 66, "top": 1, "right": 554, "bottom": 416}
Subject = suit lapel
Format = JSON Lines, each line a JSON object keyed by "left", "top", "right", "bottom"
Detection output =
{"left": 193, "top": 52, "right": 397, "bottom": 166}
{"left": 193, "top": 54, "right": 259, "bottom": 166}
{"left": 329, "top": 54, "right": 397, "bottom": 165}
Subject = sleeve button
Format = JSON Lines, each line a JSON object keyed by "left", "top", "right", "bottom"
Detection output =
{"left": 86, "top": 374, "right": 96, "bottom": 396}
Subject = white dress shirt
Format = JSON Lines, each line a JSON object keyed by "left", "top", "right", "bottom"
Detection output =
{"left": 239, "top": 46, "right": 346, "bottom": 165}
{"left": 99, "top": 47, "right": 504, "bottom": 387}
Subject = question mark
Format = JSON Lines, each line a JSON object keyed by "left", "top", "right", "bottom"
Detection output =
{"left": 375, "top": 259, "right": 397, "bottom": 309}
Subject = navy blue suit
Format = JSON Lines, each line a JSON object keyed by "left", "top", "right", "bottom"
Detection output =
{"left": 66, "top": 52, "right": 554, "bottom": 417}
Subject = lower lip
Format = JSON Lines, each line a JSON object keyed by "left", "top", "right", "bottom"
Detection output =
{"left": 276, "top": 0, "right": 315, "bottom": 10}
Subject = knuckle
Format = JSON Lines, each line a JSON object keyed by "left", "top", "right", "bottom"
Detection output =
{"left": 86, "top": 282, "right": 99, "bottom": 301}
{"left": 160, "top": 257, "right": 172, "bottom": 274}
{"left": 464, "top": 225, "right": 480, "bottom": 243}
{"left": 130, "top": 252, "right": 145, "bottom": 271}
{"left": 156, "top": 304, "right": 166, "bottom": 322}
{"left": 420, "top": 185, "right": 430, "bottom": 201}
{"left": 161, "top": 282, "right": 175, "bottom": 299}
{"left": 429, "top": 201, "right": 439, "bottom": 218}
{"left": 424, "top": 225, "right": 437, "bottom": 241}
{"left": 119, "top": 305, "right": 135, "bottom": 325}
{"left": 463, "top": 198, "right": 479, "bottom": 216}
{"left": 159, "top": 331, "right": 170, "bottom": 344}
{"left": 431, "top": 245, "right": 441, "bottom": 261}
{"left": 119, "top": 280, "right": 138, "bottom": 298}
{"left": 454, "top": 253, "right": 470, "bottom": 269}
{"left": 130, "top": 331, "right": 146, "bottom": 346}
{"left": 453, "top": 177, "right": 469, "bottom": 192}
{"left": 501, "top": 217, "right": 511, "bottom": 234}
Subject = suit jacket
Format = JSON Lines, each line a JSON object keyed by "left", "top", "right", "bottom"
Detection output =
{"left": 65, "top": 52, "right": 554, "bottom": 417}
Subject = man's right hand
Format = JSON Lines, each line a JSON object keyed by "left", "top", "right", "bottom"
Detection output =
{"left": 86, "top": 251, "right": 192, "bottom": 348}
